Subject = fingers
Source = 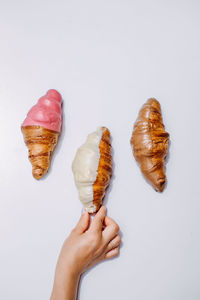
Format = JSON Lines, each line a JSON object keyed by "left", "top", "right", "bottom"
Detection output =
{"left": 74, "top": 210, "right": 90, "bottom": 234}
{"left": 89, "top": 241, "right": 121, "bottom": 267}
{"left": 104, "top": 247, "right": 119, "bottom": 259}
{"left": 102, "top": 216, "right": 120, "bottom": 244}
{"left": 90, "top": 206, "right": 106, "bottom": 232}
{"left": 106, "top": 234, "right": 121, "bottom": 252}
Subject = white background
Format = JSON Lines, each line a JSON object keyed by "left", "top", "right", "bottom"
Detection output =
{"left": 0, "top": 0, "right": 200, "bottom": 299}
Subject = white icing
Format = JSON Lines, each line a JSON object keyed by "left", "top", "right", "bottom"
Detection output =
{"left": 72, "top": 127, "right": 103, "bottom": 213}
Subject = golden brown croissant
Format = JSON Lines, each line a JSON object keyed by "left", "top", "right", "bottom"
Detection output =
{"left": 21, "top": 126, "right": 59, "bottom": 179}
{"left": 130, "top": 98, "right": 169, "bottom": 192}
{"left": 72, "top": 127, "right": 112, "bottom": 213}
{"left": 21, "top": 89, "right": 62, "bottom": 180}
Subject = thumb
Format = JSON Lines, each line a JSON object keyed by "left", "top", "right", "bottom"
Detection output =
{"left": 74, "top": 210, "right": 90, "bottom": 234}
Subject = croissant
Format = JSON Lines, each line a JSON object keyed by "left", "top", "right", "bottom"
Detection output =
{"left": 72, "top": 127, "right": 112, "bottom": 213}
{"left": 130, "top": 98, "right": 169, "bottom": 192}
{"left": 21, "top": 89, "right": 62, "bottom": 180}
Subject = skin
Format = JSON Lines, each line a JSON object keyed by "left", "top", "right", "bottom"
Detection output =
{"left": 50, "top": 206, "right": 121, "bottom": 300}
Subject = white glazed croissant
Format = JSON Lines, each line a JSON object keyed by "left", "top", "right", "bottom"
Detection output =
{"left": 72, "top": 127, "right": 112, "bottom": 213}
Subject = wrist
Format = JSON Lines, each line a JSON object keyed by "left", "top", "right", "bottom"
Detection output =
{"left": 51, "top": 269, "right": 80, "bottom": 300}
{"left": 55, "top": 265, "right": 81, "bottom": 286}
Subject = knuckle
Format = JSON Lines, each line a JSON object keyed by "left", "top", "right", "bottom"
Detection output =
{"left": 112, "top": 223, "right": 120, "bottom": 233}
{"left": 116, "top": 235, "right": 121, "bottom": 244}
{"left": 115, "top": 247, "right": 119, "bottom": 255}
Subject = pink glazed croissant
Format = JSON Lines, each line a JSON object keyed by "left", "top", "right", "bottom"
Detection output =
{"left": 21, "top": 89, "right": 62, "bottom": 179}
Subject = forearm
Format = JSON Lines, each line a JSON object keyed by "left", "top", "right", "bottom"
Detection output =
{"left": 50, "top": 271, "right": 80, "bottom": 300}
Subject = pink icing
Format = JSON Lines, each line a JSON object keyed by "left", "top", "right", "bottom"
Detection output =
{"left": 22, "top": 89, "right": 62, "bottom": 132}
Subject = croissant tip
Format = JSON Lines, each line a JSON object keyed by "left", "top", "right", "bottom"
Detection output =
{"left": 84, "top": 204, "right": 98, "bottom": 214}
{"left": 155, "top": 179, "right": 166, "bottom": 192}
{"left": 32, "top": 168, "right": 46, "bottom": 180}
{"left": 146, "top": 98, "right": 161, "bottom": 109}
{"left": 101, "top": 126, "right": 109, "bottom": 133}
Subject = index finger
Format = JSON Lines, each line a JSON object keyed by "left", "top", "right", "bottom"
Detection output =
{"left": 90, "top": 206, "right": 106, "bottom": 232}
{"left": 102, "top": 216, "right": 120, "bottom": 243}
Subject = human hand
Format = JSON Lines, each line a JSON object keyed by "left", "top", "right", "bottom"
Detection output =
{"left": 55, "top": 206, "right": 121, "bottom": 278}
{"left": 50, "top": 206, "right": 121, "bottom": 300}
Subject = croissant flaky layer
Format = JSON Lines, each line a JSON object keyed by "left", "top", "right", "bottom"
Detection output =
{"left": 21, "top": 125, "right": 59, "bottom": 180}
{"left": 93, "top": 127, "right": 112, "bottom": 212}
{"left": 130, "top": 98, "right": 169, "bottom": 192}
